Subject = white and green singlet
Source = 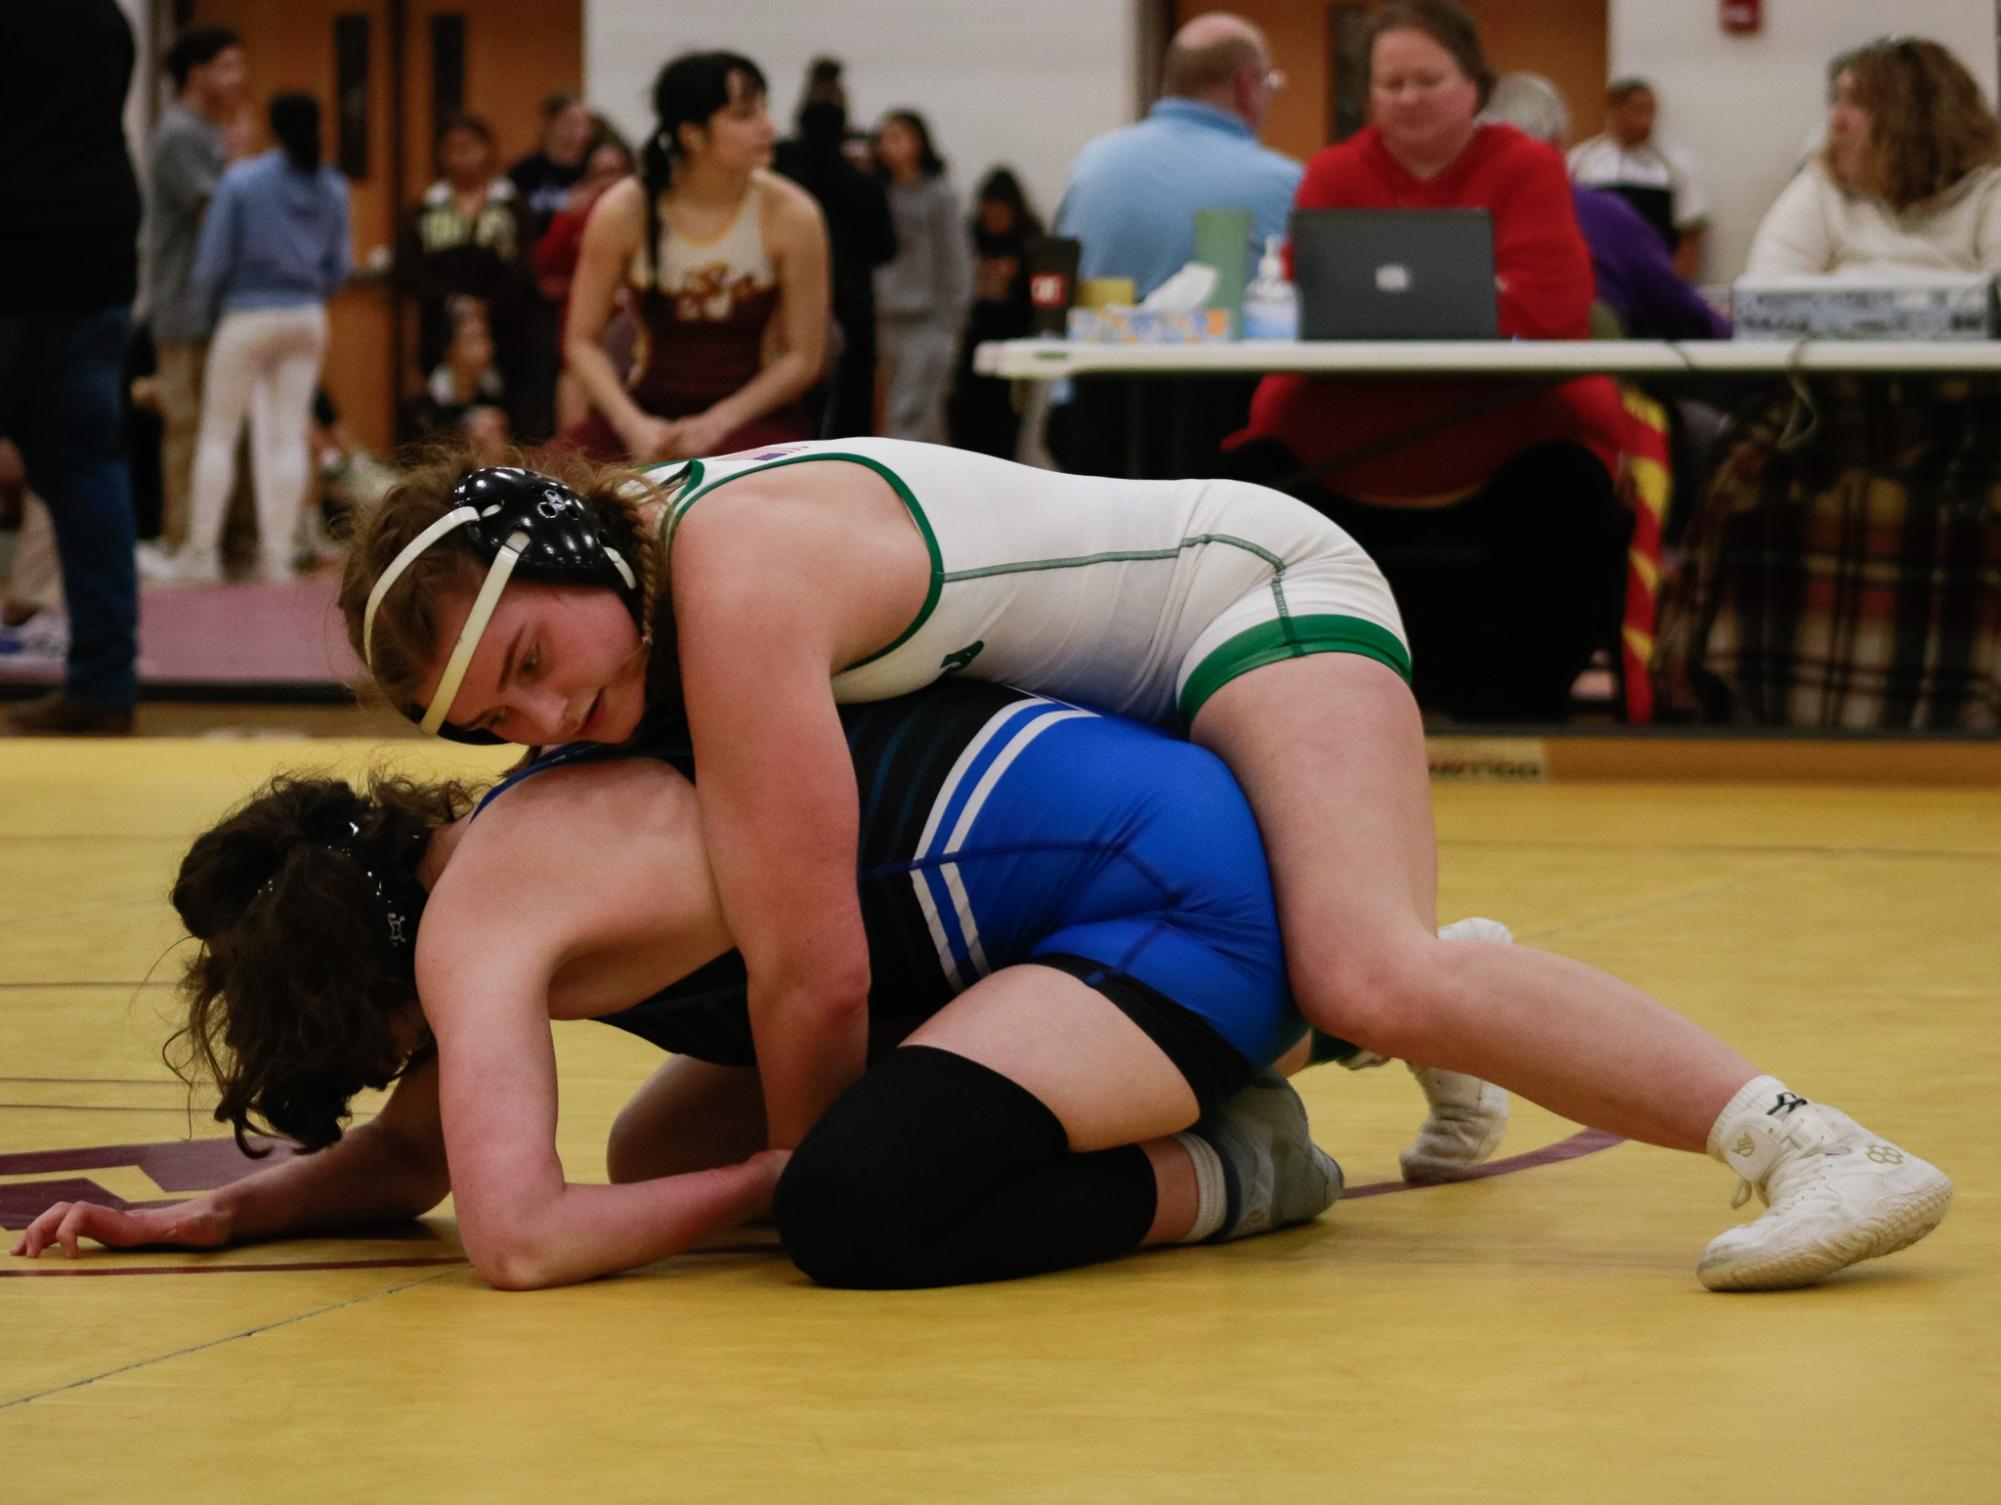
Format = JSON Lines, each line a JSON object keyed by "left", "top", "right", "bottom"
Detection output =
{"left": 648, "top": 437, "right": 1408, "bottom": 726}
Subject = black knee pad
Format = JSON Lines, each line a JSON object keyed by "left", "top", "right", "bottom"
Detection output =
{"left": 775, "top": 1046, "right": 1066, "bottom": 1288}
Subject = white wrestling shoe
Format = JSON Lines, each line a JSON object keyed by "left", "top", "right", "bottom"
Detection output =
{"left": 1399, "top": 917, "right": 1514, "bottom": 1184}
{"left": 1195, "top": 1072, "right": 1344, "bottom": 1241}
{"left": 1698, "top": 1093, "right": 1953, "bottom": 1291}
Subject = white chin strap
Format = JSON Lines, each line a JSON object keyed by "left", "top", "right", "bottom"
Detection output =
{"left": 361, "top": 506, "right": 529, "bottom": 736}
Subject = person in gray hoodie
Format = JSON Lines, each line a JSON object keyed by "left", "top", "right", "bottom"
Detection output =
{"left": 873, "top": 110, "right": 971, "bottom": 443}
{"left": 169, "top": 93, "right": 350, "bottom": 584}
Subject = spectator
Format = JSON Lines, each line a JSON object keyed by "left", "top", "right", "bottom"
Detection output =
{"left": 773, "top": 57, "right": 898, "bottom": 437}
{"left": 1660, "top": 38, "right": 2001, "bottom": 730}
{"left": 1228, "top": 0, "right": 1631, "bottom": 721}
{"left": 397, "top": 115, "right": 533, "bottom": 392}
{"left": 1568, "top": 77, "right": 1711, "bottom": 280}
{"left": 560, "top": 50, "right": 828, "bottom": 461}
{"left": 506, "top": 92, "right": 595, "bottom": 444}
{"left": 168, "top": 93, "right": 350, "bottom": 585}
{"left": 1484, "top": 73, "right": 1727, "bottom": 340}
{"left": 1050, "top": 13, "right": 1300, "bottom": 476}
{"left": 401, "top": 306, "right": 513, "bottom": 463}
{"left": 0, "top": 0, "right": 143, "bottom": 733}
{"left": 531, "top": 126, "right": 638, "bottom": 432}
{"left": 1746, "top": 38, "right": 2001, "bottom": 276}
{"left": 947, "top": 167, "right": 1043, "bottom": 458}
{"left": 508, "top": 91, "right": 597, "bottom": 239}
{"left": 1058, "top": 13, "right": 1299, "bottom": 297}
{"left": 143, "top": 23, "right": 247, "bottom": 561}
{"left": 872, "top": 110, "right": 971, "bottom": 444}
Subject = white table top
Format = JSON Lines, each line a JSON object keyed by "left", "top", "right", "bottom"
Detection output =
{"left": 973, "top": 336, "right": 2001, "bottom": 379}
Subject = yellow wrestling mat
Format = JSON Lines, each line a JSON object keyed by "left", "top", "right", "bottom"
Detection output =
{"left": 2, "top": 739, "right": 1995, "bottom": 1502}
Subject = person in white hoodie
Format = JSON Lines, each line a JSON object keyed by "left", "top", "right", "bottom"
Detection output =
{"left": 170, "top": 92, "right": 350, "bottom": 583}
{"left": 1745, "top": 36, "right": 2001, "bottom": 278}
{"left": 1661, "top": 38, "right": 2001, "bottom": 733}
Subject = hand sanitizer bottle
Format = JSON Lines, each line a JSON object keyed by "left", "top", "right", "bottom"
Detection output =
{"left": 1240, "top": 235, "right": 1300, "bottom": 340}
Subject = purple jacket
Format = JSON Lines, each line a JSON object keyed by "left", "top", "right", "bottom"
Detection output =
{"left": 1573, "top": 185, "right": 1728, "bottom": 340}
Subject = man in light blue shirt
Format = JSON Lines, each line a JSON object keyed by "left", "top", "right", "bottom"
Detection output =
{"left": 1056, "top": 14, "right": 1301, "bottom": 298}
{"left": 1047, "top": 14, "right": 1300, "bottom": 478}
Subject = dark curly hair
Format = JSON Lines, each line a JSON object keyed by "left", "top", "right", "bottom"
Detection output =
{"left": 168, "top": 772, "right": 474, "bottom": 1155}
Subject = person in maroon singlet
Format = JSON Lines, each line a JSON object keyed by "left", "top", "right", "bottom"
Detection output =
{"left": 560, "top": 51, "right": 831, "bottom": 462}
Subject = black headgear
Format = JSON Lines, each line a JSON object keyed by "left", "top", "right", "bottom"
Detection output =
{"left": 361, "top": 467, "right": 644, "bottom": 744}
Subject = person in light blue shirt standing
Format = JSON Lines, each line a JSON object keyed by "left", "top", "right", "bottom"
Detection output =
{"left": 1049, "top": 13, "right": 1300, "bottom": 477}
{"left": 1057, "top": 13, "right": 1301, "bottom": 298}
{"left": 169, "top": 92, "right": 350, "bottom": 583}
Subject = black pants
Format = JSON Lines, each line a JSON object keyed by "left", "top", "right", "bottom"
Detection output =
{"left": 0, "top": 305, "right": 138, "bottom": 707}
{"left": 824, "top": 316, "right": 879, "bottom": 439}
{"left": 1230, "top": 440, "right": 1630, "bottom": 722}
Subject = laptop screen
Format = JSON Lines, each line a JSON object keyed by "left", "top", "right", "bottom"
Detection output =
{"left": 1290, "top": 208, "right": 1500, "bottom": 340}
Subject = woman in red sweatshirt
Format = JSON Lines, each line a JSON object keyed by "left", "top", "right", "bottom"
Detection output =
{"left": 1231, "top": 0, "right": 1631, "bottom": 721}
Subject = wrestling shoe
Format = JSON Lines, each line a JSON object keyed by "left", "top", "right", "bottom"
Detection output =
{"left": 1195, "top": 1071, "right": 1343, "bottom": 1241}
{"left": 1399, "top": 917, "right": 1513, "bottom": 1183}
{"left": 1698, "top": 1093, "right": 1952, "bottom": 1291}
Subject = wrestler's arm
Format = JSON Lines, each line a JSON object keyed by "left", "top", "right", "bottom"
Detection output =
{"left": 419, "top": 761, "right": 783, "bottom": 1290}
{"left": 562, "top": 177, "right": 676, "bottom": 458}
{"left": 670, "top": 496, "right": 887, "bottom": 1149}
{"left": 11, "top": 1056, "right": 449, "bottom": 1260}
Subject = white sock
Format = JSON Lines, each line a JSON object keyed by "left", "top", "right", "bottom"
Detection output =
{"left": 1707, "top": 1074, "right": 1813, "bottom": 1193}
{"left": 1172, "top": 1131, "right": 1228, "bottom": 1243}
{"left": 1706, "top": 1075, "right": 1808, "bottom": 1157}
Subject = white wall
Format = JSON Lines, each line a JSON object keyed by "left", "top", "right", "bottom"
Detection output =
{"left": 584, "top": 0, "right": 1138, "bottom": 226}
{"left": 1609, "top": 0, "right": 1999, "bottom": 280}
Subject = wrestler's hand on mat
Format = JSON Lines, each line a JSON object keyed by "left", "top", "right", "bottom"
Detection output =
{"left": 9, "top": 1197, "right": 231, "bottom": 1259}
{"left": 620, "top": 414, "right": 684, "bottom": 463}
{"left": 660, "top": 408, "right": 736, "bottom": 460}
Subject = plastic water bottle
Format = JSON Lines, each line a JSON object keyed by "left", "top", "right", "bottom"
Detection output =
{"left": 1240, "top": 235, "right": 1299, "bottom": 340}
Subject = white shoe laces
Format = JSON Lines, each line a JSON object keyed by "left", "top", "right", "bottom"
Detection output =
{"left": 1732, "top": 1110, "right": 1844, "bottom": 1212}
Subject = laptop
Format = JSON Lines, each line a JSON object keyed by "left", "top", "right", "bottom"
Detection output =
{"left": 1290, "top": 208, "right": 1499, "bottom": 340}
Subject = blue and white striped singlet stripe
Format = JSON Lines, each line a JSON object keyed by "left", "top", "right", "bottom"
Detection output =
{"left": 908, "top": 696, "right": 1095, "bottom": 988}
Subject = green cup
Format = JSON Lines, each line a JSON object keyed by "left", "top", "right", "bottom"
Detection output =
{"left": 1193, "top": 207, "right": 1253, "bottom": 337}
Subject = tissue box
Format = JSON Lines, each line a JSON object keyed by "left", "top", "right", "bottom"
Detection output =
{"left": 1067, "top": 307, "right": 1232, "bottom": 344}
{"left": 1731, "top": 275, "right": 1997, "bottom": 340}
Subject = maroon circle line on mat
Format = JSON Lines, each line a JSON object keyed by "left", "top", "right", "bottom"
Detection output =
{"left": 2, "top": 1130, "right": 1625, "bottom": 1277}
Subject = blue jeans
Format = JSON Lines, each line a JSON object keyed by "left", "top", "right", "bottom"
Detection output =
{"left": 0, "top": 306, "right": 139, "bottom": 708}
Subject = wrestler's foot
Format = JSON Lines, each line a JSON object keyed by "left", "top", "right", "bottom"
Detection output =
{"left": 1699, "top": 1086, "right": 1952, "bottom": 1290}
{"left": 1194, "top": 1072, "right": 1343, "bottom": 1241}
{"left": 1397, "top": 917, "right": 1513, "bottom": 1183}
